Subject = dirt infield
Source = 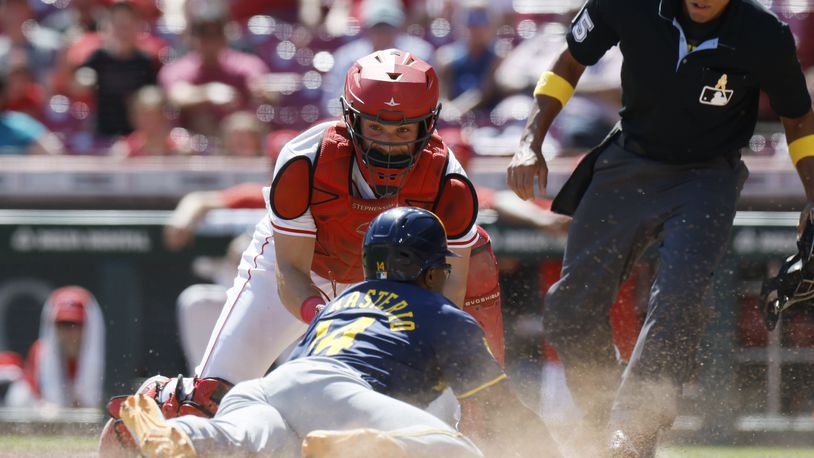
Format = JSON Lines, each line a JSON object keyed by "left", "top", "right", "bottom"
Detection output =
{"left": 0, "top": 434, "right": 812, "bottom": 458}
{"left": 0, "top": 435, "right": 98, "bottom": 458}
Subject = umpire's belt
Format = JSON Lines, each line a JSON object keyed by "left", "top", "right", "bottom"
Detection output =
{"left": 616, "top": 131, "right": 740, "bottom": 167}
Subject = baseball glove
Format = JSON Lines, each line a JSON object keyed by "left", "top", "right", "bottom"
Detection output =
{"left": 759, "top": 209, "right": 814, "bottom": 331}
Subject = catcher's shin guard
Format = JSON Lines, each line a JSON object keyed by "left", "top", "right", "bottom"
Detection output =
{"left": 464, "top": 227, "right": 505, "bottom": 366}
{"left": 160, "top": 376, "right": 234, "bottom": 418}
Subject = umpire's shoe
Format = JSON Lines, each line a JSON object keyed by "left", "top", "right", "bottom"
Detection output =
{"left": 302, "top": 428, "right": 407, "bottom": 458}
{"left": 119, "top": 394, "right": 197, "bottom": 458}
{"left": 608, "top": 429, "right": 658, "bottom": 458}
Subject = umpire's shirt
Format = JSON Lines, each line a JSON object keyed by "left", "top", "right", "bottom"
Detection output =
{"left": 567, "top": 0, "right": 812, "bottom": 163}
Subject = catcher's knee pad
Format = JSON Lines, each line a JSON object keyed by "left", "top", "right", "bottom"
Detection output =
{"left": 464, "top": 229, "right": 505, "bottom": 366}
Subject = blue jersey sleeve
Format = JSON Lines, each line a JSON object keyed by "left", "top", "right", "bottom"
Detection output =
{"left": 565, "top": 0, "right": 620, "bottom": 66}
{"left": 431, "top": 305, "right": 506, "bottom": 399}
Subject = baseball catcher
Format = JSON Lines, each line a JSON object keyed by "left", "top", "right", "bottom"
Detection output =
{"left": 760, "top": 209, "right": 814, "bottom": 331}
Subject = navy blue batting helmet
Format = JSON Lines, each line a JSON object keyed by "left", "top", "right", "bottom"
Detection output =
{"left": 363, "top": 207, "right": 457, "bottom": 282}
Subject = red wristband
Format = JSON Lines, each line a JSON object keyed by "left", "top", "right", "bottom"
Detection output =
{"left": 300, "top": 296, "right": 325, "bottom": 323}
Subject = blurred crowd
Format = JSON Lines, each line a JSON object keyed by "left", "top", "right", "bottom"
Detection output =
{"left": 0, "top": 0, "right": 806, "bottom": 160}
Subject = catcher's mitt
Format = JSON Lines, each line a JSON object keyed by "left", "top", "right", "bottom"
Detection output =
{"left": 760, "top": 209, "right": 814, "bottom": 331}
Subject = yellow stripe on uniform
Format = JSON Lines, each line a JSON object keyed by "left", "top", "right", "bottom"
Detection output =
{"left": 533, "top": 71, "right": 575, "bottom": 107}
{"left": 456, "top": 373, "right": 508, "bottom": 399}
{"left": 789, "top": 134, "right": 814, "bottom": 165}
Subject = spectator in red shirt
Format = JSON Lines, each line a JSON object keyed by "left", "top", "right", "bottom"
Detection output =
{"left": 15, "top": 286, "right": 105, "bottom": 408}
{"left": 158, "top": 6, "right": 270, "bottom": 138}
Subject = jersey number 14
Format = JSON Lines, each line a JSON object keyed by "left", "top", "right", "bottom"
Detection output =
{"left": 308, "top": 317, "right": 376, "bottom": 356}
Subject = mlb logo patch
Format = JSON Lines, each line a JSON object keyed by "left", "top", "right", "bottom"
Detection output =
{"left": 699, "top": 74, "right": 732, "bottom": 107}
{"left": 699, "top": 86, "right": 733, "bottom": 106}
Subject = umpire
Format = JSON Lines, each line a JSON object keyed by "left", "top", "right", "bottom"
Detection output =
{"left": 508, "top": 0, "right": 814, "bottom": 456}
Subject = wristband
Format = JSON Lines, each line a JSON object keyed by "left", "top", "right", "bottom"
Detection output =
{"left": 533, "top": 71, "right": 575, "bottom": 107}
{"left": 789, "top": 134, "right": 814, "bottom": 166}
{"left": 300, "top": 295, "right": 325, "bottom": 323}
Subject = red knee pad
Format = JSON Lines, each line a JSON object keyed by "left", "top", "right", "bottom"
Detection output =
{"left": 464, "top": 228, "right": 505, "bottom": 366}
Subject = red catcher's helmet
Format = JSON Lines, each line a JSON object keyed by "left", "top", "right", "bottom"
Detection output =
{"left": 340, "top": 48, "right": 441, "bottom": 197}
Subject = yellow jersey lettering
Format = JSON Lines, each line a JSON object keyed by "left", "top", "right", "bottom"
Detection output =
{"left": 387, "top": 312, "right": 414, "bottom": 321}
{"left": 360, "top": 292, "right": 376, "bottom": 309}
{"left": 377, "top": 292, "right": 399, "bottom": 309}
{"left": 389, "top": 321, "right": 415, "bottom": 331}
{"left": 388, "top": 312, "right": 415, "bottom": 331}
{"left": 343, "top": 291, "right": 360, "bottom": 309}
{"left": 383, "top": 300, "right": 408, "bottom": 314}
{"left": 327, "top": 297, "right": 345, "bottom": 313}
{"left": 372, "top": 290, "right": 390, "bottom": 308}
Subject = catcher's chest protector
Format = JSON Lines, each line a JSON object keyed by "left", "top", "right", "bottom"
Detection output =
{"left": 309, "top": 124, "right": 448, "bottom": 284}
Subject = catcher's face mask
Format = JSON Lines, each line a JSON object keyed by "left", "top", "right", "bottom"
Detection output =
{"left": 760, "top": 209, "right": 814, "bottom": 330}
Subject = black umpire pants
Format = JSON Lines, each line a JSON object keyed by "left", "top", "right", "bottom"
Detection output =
{"left": 543, "top": 139, "right": 748, "bottom": 434}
